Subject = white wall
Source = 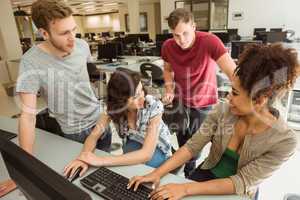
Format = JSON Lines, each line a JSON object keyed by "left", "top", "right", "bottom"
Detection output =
{"left": 228, "top": 0, "right": 300, "bottom": 37}
{"left": 160, "top": 0, "right": 300, "bottom": 38}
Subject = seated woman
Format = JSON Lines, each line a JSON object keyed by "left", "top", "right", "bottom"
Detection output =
{"left": 128, "top": 43, "right": 299, "bottom": 200}
{"left": 64, "top": 68, "right": 172, "bottom": 177}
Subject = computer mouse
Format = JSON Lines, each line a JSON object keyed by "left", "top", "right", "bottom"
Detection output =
{"left": 68, "top": 166, "right": 83, "bottom": 182}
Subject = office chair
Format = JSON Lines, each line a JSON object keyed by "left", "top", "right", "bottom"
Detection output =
{"left": 140, "top": 63, "right": 164, "bottom": 87}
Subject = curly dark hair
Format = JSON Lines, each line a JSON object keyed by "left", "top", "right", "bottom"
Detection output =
{"left": 106, "top": 68, "right": 142, "bottom": 124}
{"left": 235, "top": 43, "right": 299, "bottom": 102}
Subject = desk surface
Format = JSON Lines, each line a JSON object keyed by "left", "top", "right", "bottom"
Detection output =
{"left": 0, "top": 116, "right": 248, "bottom": 200}
{"left": 93, "top": 56, "right": 163, "bottom": 72}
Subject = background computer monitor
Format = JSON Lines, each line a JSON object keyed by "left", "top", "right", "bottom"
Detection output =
{"left": 75, "top": 33, "right": 82, "bottom": 38}
{"left": 270, "top": 28, "right": 283, "bottom": 32}
{"left": 124, "top": 34, "right": 140, "bottom": 44}
{"left": 253, "top": 28, "right": 266, "bottom": 35}
{"left": 138, "top": 33, "right": 151, "bottom": 42}
{"left": 211, "top": 32, "right": 230, "bottom": 44}
{"left": 97, "top": 42, "right": 119, "bottom": 62}
{"left": 231, "top": 40, "right": 263, "bottom": 59}
{"left": 102, "top": 32, "right": 110, "bottom": 37}
{"left": 0, "top": 136, "right": 91, "bottom": 200}
{"left": 114, "top": 31, "right": 125, "bottom": 37}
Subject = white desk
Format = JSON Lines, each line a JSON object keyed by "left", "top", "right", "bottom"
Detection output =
{"left": 0, "top": 116, "right": 248, "bottom": 200}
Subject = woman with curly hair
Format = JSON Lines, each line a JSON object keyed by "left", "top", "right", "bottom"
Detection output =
{"left": 64, "top": 68, "right": 172, "bottom": 178}
{"left": 128, "top": 43, "right": 299, "bottom": 200}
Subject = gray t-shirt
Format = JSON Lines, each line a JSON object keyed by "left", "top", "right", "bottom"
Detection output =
{"left": 16, "top": 39, "right": 100, "bottom": 134}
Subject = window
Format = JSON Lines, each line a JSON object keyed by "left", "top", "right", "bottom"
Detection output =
{"left": 125, "top": 12, "right": 148, "bottom": 32}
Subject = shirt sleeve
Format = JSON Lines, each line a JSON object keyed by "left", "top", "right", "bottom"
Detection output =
{"left": 229, "top": 131, "right": 297, "bottom": 196}
{"left": 16, "top": 59, "right": 41, "bottom": 94}
{"left": 205, "top": 34, "right": 228, "bottom": 61}
{"left": 147, "top": 95, "right": 164, "bottom": 119}
{"left": 184, "top": 102, "right": 225, "bottom": 157}
{"left": 81, "top": 39, "right": 93, "bottom": 63}
{"left": 161, "top": 40, "right": 169, "bottom": 63}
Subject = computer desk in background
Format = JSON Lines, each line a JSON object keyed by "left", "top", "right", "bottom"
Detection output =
{"left": 0, "top": 116, "right": 249, "bottom": 200}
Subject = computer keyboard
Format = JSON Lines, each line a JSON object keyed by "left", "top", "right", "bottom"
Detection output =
{"left": 80, "top": 167, "right": 152, "bottom": 200}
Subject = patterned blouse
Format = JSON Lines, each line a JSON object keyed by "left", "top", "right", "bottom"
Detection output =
{"left": 113, "top": 95, "right": 172, "bottom": 157}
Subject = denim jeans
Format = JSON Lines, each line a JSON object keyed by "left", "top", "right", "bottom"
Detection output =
{"left": 176, "top": 105, "right": 212, "bottom": 177}
{"left": 63, "top": 126, "right": 112, "bottom": 152}
{"left": 122, "top": 139, "right": 168, "bottom": 168}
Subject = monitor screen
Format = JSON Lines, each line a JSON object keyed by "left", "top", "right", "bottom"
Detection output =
{"left": 231, "top": 40, "right": 263, "bottom": 59}
{"left": 114, "top": 31, "right": 125, "bottom": 37}
{"left": 155, "top": 33, "right": 173, "bottom": 43}
{"left": 0, "top": 136, "right": 91, "bottom": 200}
{"left": 138, "top": 34, "right": 150, "bottom": 42}
{"left": 102, "top": 32, "right": 110, "bottom": 37}
{"left": 124, "top": 34, "right": 140, "bottom": 44}
{"left": 254, "top": 28, "right": 266, "bottom": 35}
{"left": 211, "top": 32, "right": 230, "bottom": 44}
{"left": 97, "top": 42, "right": 119, "bottom": 62}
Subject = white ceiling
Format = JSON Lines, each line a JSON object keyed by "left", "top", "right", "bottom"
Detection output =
{"left": 10, "top": 0, "right": 160, "bottom": 15}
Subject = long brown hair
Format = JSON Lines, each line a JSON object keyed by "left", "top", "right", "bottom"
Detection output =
{"left": 106, "top": 68, "right": 141, "bottom": 124}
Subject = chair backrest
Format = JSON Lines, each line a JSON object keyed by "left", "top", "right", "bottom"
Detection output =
{"left": 162, "top": 101, "right": 190, "bottom": 134}
{"left": 140, "top": 62, "right": 164, "bottom": 86}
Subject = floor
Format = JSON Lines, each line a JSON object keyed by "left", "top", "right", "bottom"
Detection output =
{"left": 0, "top": 84, "right": 299, "bottom": 200}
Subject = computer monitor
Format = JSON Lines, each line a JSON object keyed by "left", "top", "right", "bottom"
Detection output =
{"left": 97, "top": 42, "right": 119, "bottom": 62}
{"left": 138, "top": 34, "right": 151, "bottom": 42}
{"left": 75, "top": 33, "right": 82, "bottom": 38}
{"left": 84, "top": 33, "right": 90, "bottom": 38}
{"left": 155, "top": 33, "right": 173, "bottom": 43}
{"left": 124, "top": 34, "right": 140, "bottom": 44}
{"left": 114, "top": 31, "right": 125, "bottom": 37}
{"left": 231, "top": 40, "right": 263, "bottom": 59}
{"left": 211, "top": 32, "right": 230, "bottom": 44}
{"left": 255, "top": 31, "right": 287, "bottom": 43}
{"left": 253, "top": 28, "right": 266, "bottom": 35}
{"left": 102, "top": 32, "right": 110, "bottom": 37}
{"left": 0, "top": 136, "right": 91, "bottom": 200}
{"left": 270, "top": 28, "right": 283, "bottom": 32}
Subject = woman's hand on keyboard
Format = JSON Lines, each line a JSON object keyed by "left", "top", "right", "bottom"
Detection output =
{"left": 127, "top": 172, "right": 161, "bottom": 192}
{"left": 149, "top": 183, "right": 187, "bottom": 200}
{"left": 63, "top": 159, "right": 88, "bottom": 178}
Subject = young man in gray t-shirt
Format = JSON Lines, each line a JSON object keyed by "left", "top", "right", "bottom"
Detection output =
{"left": 0, "top": 0, "right": 112, "bottom": 196}
{"left": 16, "top": 1, "right": 111, "bottom": 155}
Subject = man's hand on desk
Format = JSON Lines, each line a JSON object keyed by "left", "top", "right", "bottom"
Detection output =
{"left": 0, "top": 179, "right": 17, "bottom": 197}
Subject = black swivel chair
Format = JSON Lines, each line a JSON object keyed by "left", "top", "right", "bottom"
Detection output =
{"left": 140, "top": 63, "right": 164, "bottom": 87}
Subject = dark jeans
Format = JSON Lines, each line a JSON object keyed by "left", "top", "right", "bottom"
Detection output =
{"left": 176, "top": 105, "right": 211, "bottom": 177}
{"left": 63, "top": 126, "right": 112, "bottom": 152}
{"left": 189, "top": 165, "right": 259, "bottom": 200}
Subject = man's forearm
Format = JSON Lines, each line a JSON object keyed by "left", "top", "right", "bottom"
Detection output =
{"left": 18, "top": 113, "right": 36, "bottom": 154}
{"left": 163, "top": 69, "right": 174, "bottom": 92}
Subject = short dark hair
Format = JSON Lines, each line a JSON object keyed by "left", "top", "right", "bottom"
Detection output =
{"left": 31, "top": 0, "right": 73, "bottom": 31}
{"left": 167, "top": 8, "right": 194, "bottom": 30}
{"left": 235, "top": 43, "right": 299, "bottom": 101}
